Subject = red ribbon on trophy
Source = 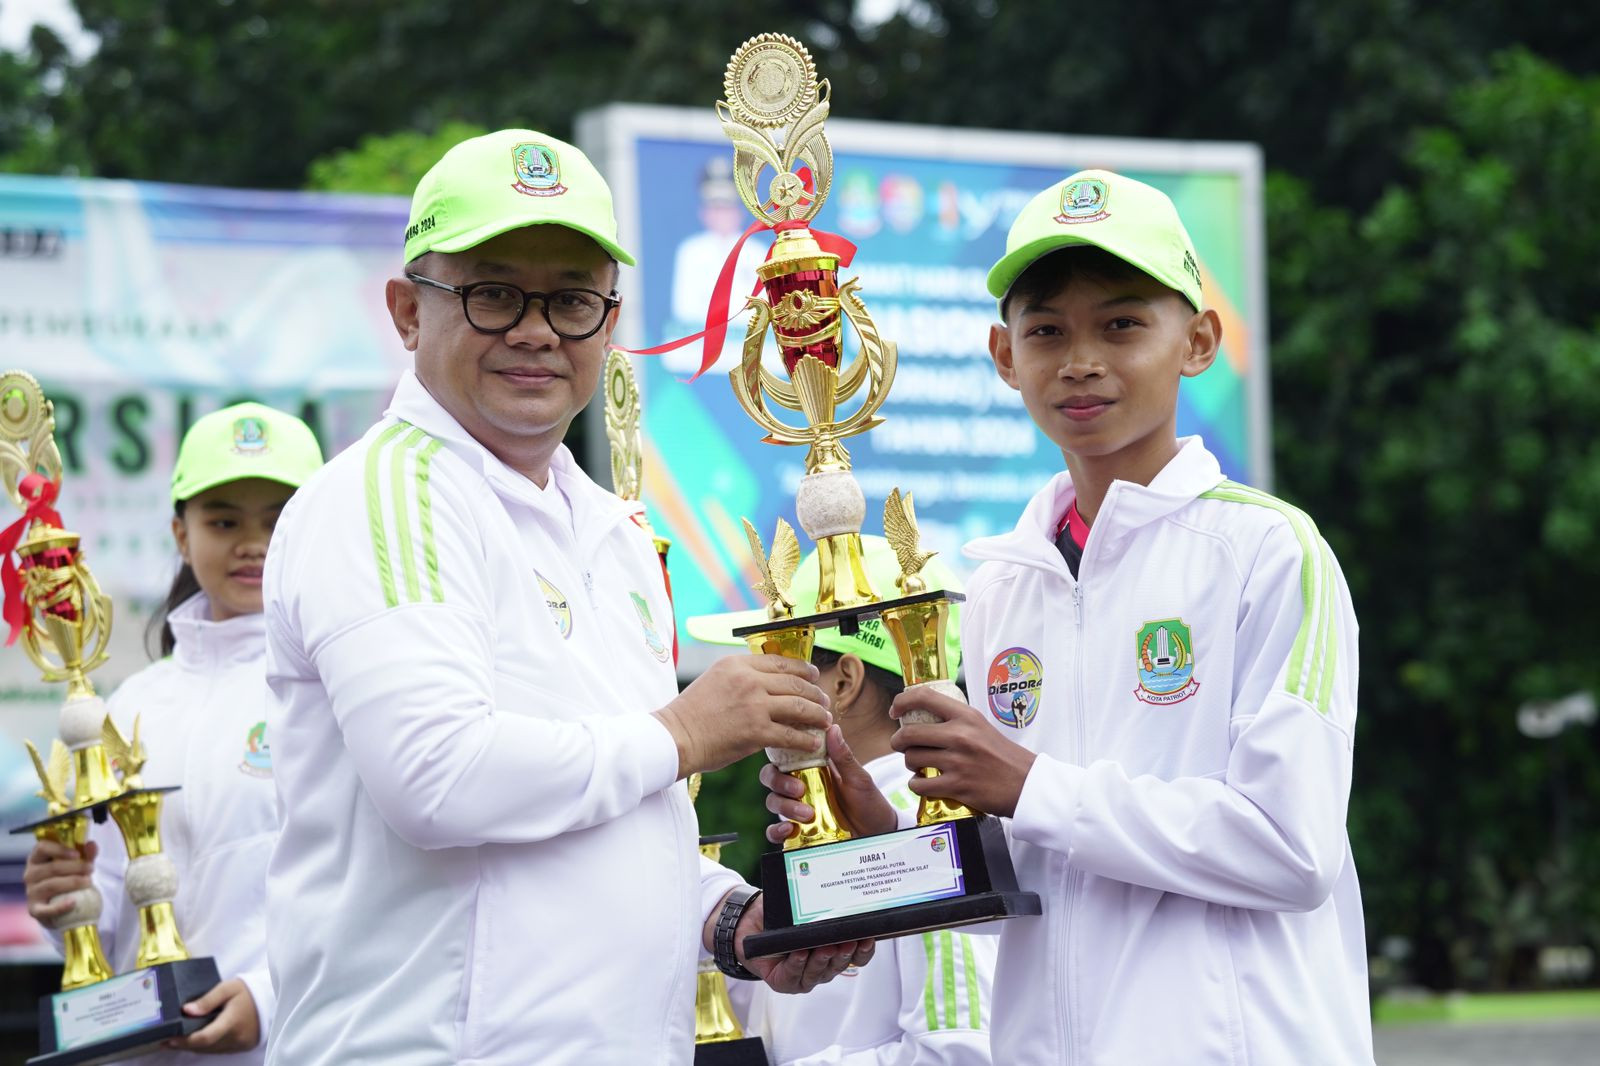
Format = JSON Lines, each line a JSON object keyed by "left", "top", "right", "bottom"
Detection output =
{"left": 613, "top": 167, "right": 857, "bottom": 382}
{"left": 1, "top": 473, "right": 64, "bottom": 644}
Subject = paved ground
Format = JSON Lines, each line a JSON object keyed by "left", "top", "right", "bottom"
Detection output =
{"left": 1374, "top": 1018, "right": 1600, "bottom": 1065}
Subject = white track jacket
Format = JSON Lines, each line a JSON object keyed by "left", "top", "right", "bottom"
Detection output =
{"left": 262, "top": 372, "right": 739, "bottom": 1066}
{"left": 52, "top": 594, "right": 276, "bottom": 1065}
{"left": 744, "top": 754, "right": 995, "bottom": 1065}
{"left": 962, "top": 438, "right": 1373, "bottom": 1066}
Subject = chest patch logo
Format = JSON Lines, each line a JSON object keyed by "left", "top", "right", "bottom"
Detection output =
{"left": 630, "top": 591, "right": 671, "bottom": 662}
{"left": 1134, "top": 618, "right": 1200, "bottom": 705}
{"left": 238, "top": 721, "right": 272, "bottom": 778}
{"left": 536, "top": 572, "right": 572, "bottom": 639}
{"left": 987, "top": 647, "right": 1043, "bottom": 728}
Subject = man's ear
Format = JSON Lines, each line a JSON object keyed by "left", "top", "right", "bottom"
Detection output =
{"left": 386, "top": 276, "right": 422, "bottom": 352}
{"left": 171, "top": 514, "right": 190, "bottom": 565}
{"left": 1180, "top": 308, "right": 1222, "bottom": 378}
{"left": 989, "top": 322, "right": 1020, "bottom": 390}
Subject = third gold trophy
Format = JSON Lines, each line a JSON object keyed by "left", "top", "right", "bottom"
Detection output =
{"left": 2, "top": 371, "right": 221, "bottom": 1065}
{"left": 710, "top": 36, "right": 1040, "bottom": 958}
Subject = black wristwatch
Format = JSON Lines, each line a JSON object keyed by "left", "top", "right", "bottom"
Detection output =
{"left": 713, "top": 885, "right": 763, "bottom": 981}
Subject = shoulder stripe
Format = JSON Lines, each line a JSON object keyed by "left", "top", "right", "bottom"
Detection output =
{"left": 364, "top": 421, "right": 446, "bottom": 609}
{"left": 365, "top": 423, "right": 408, "bottom": 608}
{"left": 1199, "top": 481, "right": 1338, "bottom": 713}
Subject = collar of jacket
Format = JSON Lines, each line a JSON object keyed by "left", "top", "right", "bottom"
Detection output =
{"left": 964, "top": 436, "right": 1227, "bottom": 573}
{"left": 384, "top": 369, "right": 642, "bottom": 536}
{"left": 168, "top": 593, "right": 266, "bottom": 670}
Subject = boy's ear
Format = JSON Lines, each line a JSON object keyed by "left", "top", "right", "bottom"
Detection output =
{"left": 988, "top": 323, "right": 1021, "bottom": 390}
{"left": 1180, "top": 308, "right": 1223, "bottom": 378}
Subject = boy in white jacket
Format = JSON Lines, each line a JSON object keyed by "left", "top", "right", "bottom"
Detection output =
{"left": 22, "top": 402, "right": 324, "bottom": 1064}
{"left": 766, "top": 172, "right": 1374, "bottom": 1064}
{"left": 691, "top": 538, "right": 995, "bottom": 1066}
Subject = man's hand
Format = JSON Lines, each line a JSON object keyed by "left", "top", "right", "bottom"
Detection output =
{"left": 654, "top": 655, "right": 831, "bottom": 778}
{"left": 891, "top": 686, "right": 1037, "bottom": 817}
{"left": 762, "top": 725, "right": 897, "bottom": 845}
{"left": 164, "top": 978, "right": 260, "bottom": 1054}
{"left": 23, "top": 839, "right": 97, "bottom": 924}
{"left": 722, "top": 890, "right": 874, "bottom": 994}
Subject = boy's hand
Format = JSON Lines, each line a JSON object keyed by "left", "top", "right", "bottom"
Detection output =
{"left": 23, "top": 839, "right": 98, "bottom": 924}
{"left": 890, "top": 687, "right": 1037, "bottom": 817}
{"left": 761, "top": 725, "right": 898, "bottom": 845}
{"left": 165, "top": 978, "right": 260, "bottom": 1053}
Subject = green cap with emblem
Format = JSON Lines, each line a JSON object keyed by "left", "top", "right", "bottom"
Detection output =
{"left": 404, "top": 128, "right": 635, "bottom": 267}
{"left": 685, "top": 535, "right": 962, "bottom": 679}
{"left": 170, "top": 402, "right": 324, "bottom": 504}
{"left": 986, "top": 169, "right": 1203, "bottom": 312}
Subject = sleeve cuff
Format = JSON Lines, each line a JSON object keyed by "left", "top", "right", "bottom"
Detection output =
{"left": 1009, "top": 752, "right": 1086, "bottom": 856}
{"left": 594, "top": 710, "right": 682, "bottom": 799}
{"left": 235, "top": 966, "right": 274, "bottom": 1050}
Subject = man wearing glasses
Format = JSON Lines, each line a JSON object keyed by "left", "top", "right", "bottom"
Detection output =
{"left": 260, "top": 130, "right": 868, "bottom": 1066}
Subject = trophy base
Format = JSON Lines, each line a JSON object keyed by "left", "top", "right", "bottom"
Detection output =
{"left": 30, "top": 956, "right": 221, "bottom": 1066}
{"left": 695, "top": 1036, "right": 769, "bottom": 1065}
{"left": 744, "top": 813, "right": 1040, "bottom": 959}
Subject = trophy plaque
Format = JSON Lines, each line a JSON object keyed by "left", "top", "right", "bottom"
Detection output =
{"left": 1, "top": 371, "right": 220, "bottom": 1065}
{"left": 706, "top": 37, "right": 1040, "bottom": 959}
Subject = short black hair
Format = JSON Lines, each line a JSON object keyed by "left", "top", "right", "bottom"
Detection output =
{"left": 1000, "top": 245, "right": 1177, "bottom": 323}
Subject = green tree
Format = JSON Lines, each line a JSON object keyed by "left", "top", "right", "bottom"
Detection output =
{"left": 1268, "top": 49, "right": 1600, "bottom": 987}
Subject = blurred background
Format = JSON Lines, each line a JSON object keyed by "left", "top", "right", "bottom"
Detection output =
{"left": 0, "top": 1, "right": 1596, "bottom": 1061}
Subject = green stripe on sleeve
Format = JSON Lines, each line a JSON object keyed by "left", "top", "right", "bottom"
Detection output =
{"left": 940, "top": 929, "right": 957, "bottom": 1030}
{"left": 416, "top": 438, "right": 445, "bottom": 603}
{"left": 1200, "top": 481, "right": 1336, "bottom": 712}
{"left": 921, "top": 933, "right": 939, "bottom": 1032}
{"left": 390, "top": 426, "right": 426, "bottom": 603}
{"left": 1316, "top": 542, "right": 1339, "bottom": 714}
{"left": 364, "top": 423, "right": 408, "bottom": 608}
{"left": 961, "top": 933, "right": 982, "bottom": 1029}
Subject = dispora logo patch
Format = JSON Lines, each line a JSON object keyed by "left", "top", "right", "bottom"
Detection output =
{"left": 987, "top": 647, "right": 1043, "bottom": 728}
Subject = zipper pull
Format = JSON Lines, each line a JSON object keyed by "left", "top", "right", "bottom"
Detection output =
{"left": 1073, "top": 585, "right": 1083, "bottom": 627}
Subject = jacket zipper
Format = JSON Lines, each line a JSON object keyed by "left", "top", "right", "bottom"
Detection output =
{"left": 1060, "top": 579, "right": 1086, "bottom": 1064}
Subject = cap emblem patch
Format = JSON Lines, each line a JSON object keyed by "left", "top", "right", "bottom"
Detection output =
{"left": 231, "top": 416, "right": 269, "bottom": 456}
{"left": 1055, "top": 178, "right": 1110, "bottom": 225}
{"left": 511, "top": 142, "right": 567, "bottom": 198}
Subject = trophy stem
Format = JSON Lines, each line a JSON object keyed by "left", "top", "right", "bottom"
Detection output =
{"left": 694, "top": 966, "right": 747, "bottom": 1043}
{"left": 783, "top": 765, "right": 853, "bottom": 850}
{"left": 60, "top": 925, "right": 114, "bottom": 990}
{"left": 811, "top": 532, "right": 875, "bottom": 612}
{"left": 69, "top": 742, "right": 120, "bottom": 809}
{"left": 880, "top": 596, "right": 976, "bottom": 825}
{"left": 133, "top": 900, "right": 191, "bottom": 969}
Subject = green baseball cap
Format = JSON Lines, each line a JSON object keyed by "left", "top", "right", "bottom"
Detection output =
{"left": 171, "top": 403, "right": 324, "bottom": 504}
{"left": 404, "top": 129, "right": 635, "bottom": 267}
{"left": 986, "top": 169, "right": 1203, "bottom": 312}
{"left": 686, "top": 535, "right": 962, "bottom": 679}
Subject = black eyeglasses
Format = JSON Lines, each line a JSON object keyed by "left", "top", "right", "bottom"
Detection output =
{"left": 406, "top": 273, "right": 619, "bottom": 340}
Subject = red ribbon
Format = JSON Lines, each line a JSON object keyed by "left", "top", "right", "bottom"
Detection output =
{"left": 2, "top": 473, "right": 64, "bottom": 645}
{"left": 612, "top": 167, "right": 858, "bottom": 382}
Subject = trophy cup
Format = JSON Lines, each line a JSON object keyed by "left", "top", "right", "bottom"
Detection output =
{"left": 709, "top": 35, "right": 1040, "bottom": 958}
{"left": 605, "top": 351, "right": 766, "bottom": 1063}
{"left": 1, "top": 371, "right": 220, "bottom": 1065}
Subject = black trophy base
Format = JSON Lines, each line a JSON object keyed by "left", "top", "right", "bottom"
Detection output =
{"left": 744, "top": 813, "right": 1041, "bottom": 959}
{"left": 31, "top": 956, "right": 221, "bottom": 1066}
{"left": 695, "top": 1036, "right": 769, "bottom": 1065}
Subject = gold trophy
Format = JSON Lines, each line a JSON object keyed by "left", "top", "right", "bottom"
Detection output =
{"left": 2, "top": 371, "right": 221, "bottom": 1065}
{"left": 709, "top": 36, "right": 1040, "bottom": 958}
{"left": 605, "top": 352, "right": 766, "bottom": 1064}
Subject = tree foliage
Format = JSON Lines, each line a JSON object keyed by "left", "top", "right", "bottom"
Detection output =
{"left": 3, "top": 0, "right": 1598, "bottom": 990}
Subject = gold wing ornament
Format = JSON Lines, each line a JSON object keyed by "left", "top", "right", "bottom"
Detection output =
{"left": 102, "top": 714, "right": 146, "bottom": 789}
{"left": 742, "top": 516, "right": 801, "bottom": 617}
{"left": 25, "top": 739, "right": 72, "bottom": 815}
{"left": 883, "top": 489, "right": 937, "bottom": 594}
